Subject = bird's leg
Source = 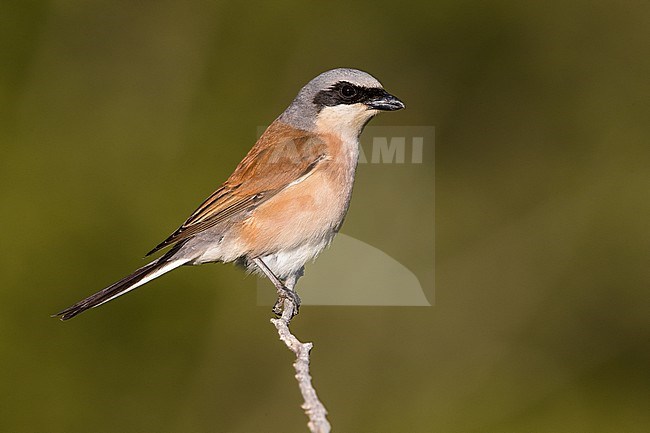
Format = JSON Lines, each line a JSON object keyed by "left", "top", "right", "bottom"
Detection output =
{"left": 253, "top": 258, "right": 301, "bottom": 316}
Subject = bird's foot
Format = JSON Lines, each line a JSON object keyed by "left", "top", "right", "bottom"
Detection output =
{"left": 273, "top": 286, "right": 301, "bottom": 317}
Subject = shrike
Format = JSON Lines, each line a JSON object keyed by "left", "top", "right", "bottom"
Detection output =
{"left": 55, "top": 68, "right": 404, "bottom": 320}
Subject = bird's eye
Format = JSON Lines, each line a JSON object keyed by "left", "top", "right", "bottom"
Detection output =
{"left": 340, "top": 85, "right": 357, "bottom": 99}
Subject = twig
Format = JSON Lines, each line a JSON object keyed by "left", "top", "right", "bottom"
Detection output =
{"left": 270, "top": 299, "right": 331, "bottom": 433}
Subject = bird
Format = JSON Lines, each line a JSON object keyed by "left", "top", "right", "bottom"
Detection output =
{"left": 54, "top": 68, "right": 405, "bottom": 320}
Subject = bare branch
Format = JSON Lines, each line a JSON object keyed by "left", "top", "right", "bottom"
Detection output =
{"left": 271, "top": 299, "right": 331, "bottom": 433}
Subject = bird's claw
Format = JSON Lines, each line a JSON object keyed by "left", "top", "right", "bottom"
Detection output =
{"left": 273, "top": 287, "right": 301, "bottom": 317}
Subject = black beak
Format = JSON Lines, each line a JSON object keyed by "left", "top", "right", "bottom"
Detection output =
{"left": 365, "top": 90, "right": 405, "bottom": 111}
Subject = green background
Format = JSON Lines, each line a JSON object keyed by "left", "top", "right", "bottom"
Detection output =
{"left": 1, "top": 1, "right": 648, "bottom": 432}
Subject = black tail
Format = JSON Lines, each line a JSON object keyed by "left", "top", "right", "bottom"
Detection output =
{"left": 54, "top": 257, "right": 188, "bottom": 321}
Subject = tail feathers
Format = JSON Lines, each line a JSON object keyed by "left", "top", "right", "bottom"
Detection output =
{"left": 54, "top": 258, "right": 189, "bottom": 321}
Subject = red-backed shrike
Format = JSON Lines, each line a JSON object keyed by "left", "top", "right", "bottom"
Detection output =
{"left": 55, "top": 68, "right": 404, "bottom": 320}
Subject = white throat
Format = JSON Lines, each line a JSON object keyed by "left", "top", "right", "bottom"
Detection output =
{"left": 314, "top": 104, "right": 377, "bottom": 145}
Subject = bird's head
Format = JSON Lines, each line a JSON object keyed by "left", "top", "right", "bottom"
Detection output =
{"left": 279, "top": 68, "right": 404, "bottom": 141}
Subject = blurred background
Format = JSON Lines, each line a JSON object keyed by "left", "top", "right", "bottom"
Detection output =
{"left": 1, "top": 1, "right": 649, "bottom": 432}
